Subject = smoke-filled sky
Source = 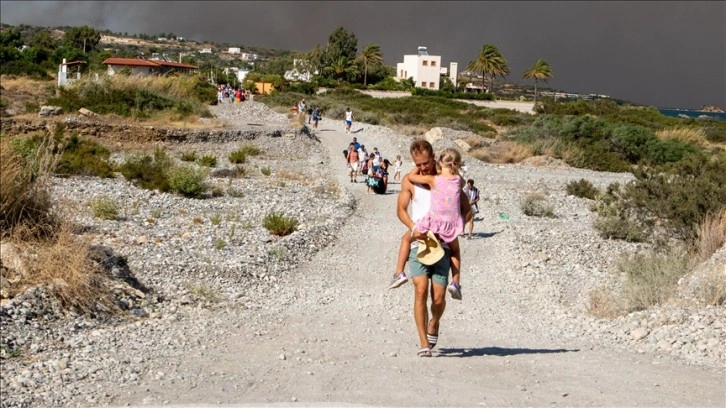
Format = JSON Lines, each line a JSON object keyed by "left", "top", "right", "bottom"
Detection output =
{"left": 2, "top": 1, "right": 724, "bottom": 110}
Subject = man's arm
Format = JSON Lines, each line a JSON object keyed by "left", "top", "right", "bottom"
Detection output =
{"left": 397, "top": 174, "right": 415, "bottom": 231}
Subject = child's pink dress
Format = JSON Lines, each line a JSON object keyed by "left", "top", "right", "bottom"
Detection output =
{"left": 415, "top": 175, "right": 464, "bottom": 244}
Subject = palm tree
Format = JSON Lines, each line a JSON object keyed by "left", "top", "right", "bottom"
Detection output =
{"left": 358, "top": 43, "right": 383, "bottom": 86}
{"left": 522, "top": 58, "right": 553, "bottom": 107}
{"left": 324, "top": 56, "right": 357, "bottom": 84}
{"left": 466, "top": 44, "right": 510, "bottom": 96}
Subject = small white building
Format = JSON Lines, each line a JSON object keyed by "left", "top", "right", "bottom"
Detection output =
{"left": 57, "top": 58, "right": 86, "bottom": 87}
{"left": 241, "top": 53, "right": 259, "bottom": 61}
{"left": 284, "top": 59, "right": 317, "bottom": 82}
{"left": 200, "top": 48, "right": 213, "bottom": 54}
{"left": 224, "top": 67, "right": 250, "bottom": 83}
{"left": 228, "top": 47, "right": 241, "bottom": 54}
{"left": 395, "top": 46, "right": 458, "bottom": 91}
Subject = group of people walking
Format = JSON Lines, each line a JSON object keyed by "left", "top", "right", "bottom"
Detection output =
{"left": 216, "top": 84, "right": 250, "bottom": 104}
{"left": 343, "top": 137, "right": 403, "bottom": 194}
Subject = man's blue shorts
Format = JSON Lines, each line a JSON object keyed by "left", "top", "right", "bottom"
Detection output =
{"left": 407, "top": 245, "right": 450, "bottom": 287}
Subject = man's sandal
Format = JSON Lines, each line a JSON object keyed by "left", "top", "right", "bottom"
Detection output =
{"left": 417, "top": 347, "right": 432, "bottom": 357}
{"left": 427, "top": 322, "right": 439, "bottom": 349}
{"left": 426, "top": 333, "right": 438, "bottom": 349}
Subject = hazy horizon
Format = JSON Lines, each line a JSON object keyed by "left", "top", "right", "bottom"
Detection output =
{"left": 1, "top": 1, "right": 724, "bottom": 110}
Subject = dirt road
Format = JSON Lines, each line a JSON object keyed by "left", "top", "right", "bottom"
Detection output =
{"left": 111, "top": 119, "right": 725, "bottom": 407}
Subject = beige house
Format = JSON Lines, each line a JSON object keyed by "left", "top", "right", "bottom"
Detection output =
{"left": 395, "top": 46, "right": 457, "bottom": 90}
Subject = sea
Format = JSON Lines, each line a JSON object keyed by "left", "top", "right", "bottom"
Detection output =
{"left": 658, "top": 108, "right": 726, "bottom": 121}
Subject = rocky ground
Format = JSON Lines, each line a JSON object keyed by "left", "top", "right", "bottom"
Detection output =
{"left": 0, "top": 100, "right": 724, "bottom": 407}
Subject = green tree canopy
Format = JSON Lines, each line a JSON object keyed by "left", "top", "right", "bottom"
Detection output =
{"left": 62, "top": 25, "right": 101, "bottom": 53}
{"left": 324, "top": 27, "right": 358, "bottom": 68}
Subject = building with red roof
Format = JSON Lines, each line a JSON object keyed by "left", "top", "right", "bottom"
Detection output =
{"left": 102, "top": 58, "right": 198, "bottom": 76}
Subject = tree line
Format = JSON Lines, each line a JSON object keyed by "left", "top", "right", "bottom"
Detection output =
{"left": 0, "top": 24, "right": 553, "bottom": 101}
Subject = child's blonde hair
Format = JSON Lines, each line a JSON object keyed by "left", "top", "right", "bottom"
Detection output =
{"left": 438, "top": 148, "right": 462, "bottom": 172}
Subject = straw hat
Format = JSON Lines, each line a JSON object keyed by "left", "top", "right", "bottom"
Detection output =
{"left": 416, "top": 231, "right": 445, "bottom": 265}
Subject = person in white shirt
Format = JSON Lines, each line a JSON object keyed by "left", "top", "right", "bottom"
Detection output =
{"left": 343, "top": 107, "right": 353, "bottom": 133}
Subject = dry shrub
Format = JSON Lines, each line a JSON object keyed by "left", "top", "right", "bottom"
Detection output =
{"left": 0, "top": 135, "right": 60, "bottom": 238}
{"left": 618, "top": 246, "right": 691, "bottom": 313}
{"left": 1, "top": 136, "right": 116, "bottom": 314}
{"left": 656, "top": 126, "right": 707, "bottom": 146}
{"left": 588, "top": 285, "right": 624, "bottom": 319}
{"left": 695, "top": 209, "right": 726, "bottom": 263}
{"left": 472, "top": 141, "right": 532, "bottom": 164}
{"left": 276, "top": 169, "right": 308, "bottom": 183}
{"left": 7, "top": 223, "right": 115, "bottom": 313}
{"left": 469, "top": 147, "right": 492, "bottom": 162}
{"left": 392, "top": 124, "right": 428, "bottom": 136}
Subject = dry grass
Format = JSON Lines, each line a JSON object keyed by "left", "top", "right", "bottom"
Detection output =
{"left": 391, "top": 124, "right": 429, "bottom": 136}
{"left": 0, "top": 135, "right": 60, "bottom": 238}
{"left": 619, "top": 246, "right": 691, "bottom": 313}
{"left": 471, "top": 141, "right": 532, "bottom": 164}
{"left": 276, "top": 169, "right": 309, "bottom": 184}
{"left": 5, "top": 223, "right": 116, "bottom": 313}
{"left": 694, "top": 209, "right": 726, "bottom": 263}
{"left": 0, "top": 135, "right": 116, "bottom": 313}
{"left": 587, "top": 285, "right": 624, "bottom": 319}
{"left": 656, "top": 126, "right": 707, "bottom": 146}
{"left": 0, "top": 76, "right": 55, "bottom": 115}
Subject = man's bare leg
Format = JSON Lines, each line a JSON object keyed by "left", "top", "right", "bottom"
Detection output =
{"left": 428, "top": 281, "right": 447, "bottom": 341}
{"left": 412, "top": 275, "right": 430, "bottom": 350}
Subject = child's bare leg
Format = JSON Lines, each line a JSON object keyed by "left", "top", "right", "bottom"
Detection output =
{"left": 395, "top": 231, "right": 413, "bottom": 276}
{"left": 449, "top": 238, "right": 461, "bottom": 285}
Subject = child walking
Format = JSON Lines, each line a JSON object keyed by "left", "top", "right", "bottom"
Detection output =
{"left": 389, "top": 148, "right": 465, "bottom": 300}
{"left": 393, "top": 155, "right": 403, "bottom": 183}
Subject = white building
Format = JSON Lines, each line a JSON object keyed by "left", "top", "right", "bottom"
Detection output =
{"left": 395, "top": 46, "right": 458, "bottom": 91}
{"left": 228, "top": 47, "right": 241, "bottom": 54}
{"left": 284, "top": 59, "right": 318, "bottom": 82}
{"left": 241, "top": 53, "right": 259, "bottom": 61}
{"left": 224, "top": 67, "right": 250, "bottom": 83}
{"left": 200, "top": 48, "right": 212, "bottom": 54}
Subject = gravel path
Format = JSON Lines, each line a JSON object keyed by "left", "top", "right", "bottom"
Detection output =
{"left": 1, "top": 101, "right": 724, "bottom": 407}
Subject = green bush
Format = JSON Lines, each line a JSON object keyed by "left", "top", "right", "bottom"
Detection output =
{"left": 228, "top": 150, "right": 246, "bottom": 164}
{"left": 181, "top": 151, "right": 197, "bottom": 162}
{"left": 55, "top": 134, "right": 115, "bottom": 178}
{"left": 595, "top": 153, "right": 726, "bottom": 243}
{"left": 260, "top": 166, "right": 271, "bottom": 176}
{"left": 11, "top": 132, "right": 115, "bottom": 178}
{"left": 46, "top": 76, "right": 213, "bottom": 120}
{"left": 288, "top": 81, "right": 317, "bottom": 95}
{"left": 118, "top": 148, "right": 172, "bottom": 192}
{"left": 89, "top": 196, "right": 119, "bottom": 220}
{"left": 166, "top": 164, "right": 210, "bottom": 198}
{"left": 566, "top": 178, "right": 599, "bottom": 199}
{"left": 263, "top": 212, "right": 298, "bottom": 236}
{"left": 196, "top": 154, "right": 217, "bottom": 168}
{"left": 239, "top": 144, "right": 261, "bottom": 156}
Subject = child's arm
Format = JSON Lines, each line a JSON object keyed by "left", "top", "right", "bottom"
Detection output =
{"left": 407, "top": 171, "right": 435, "bottom": 187}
